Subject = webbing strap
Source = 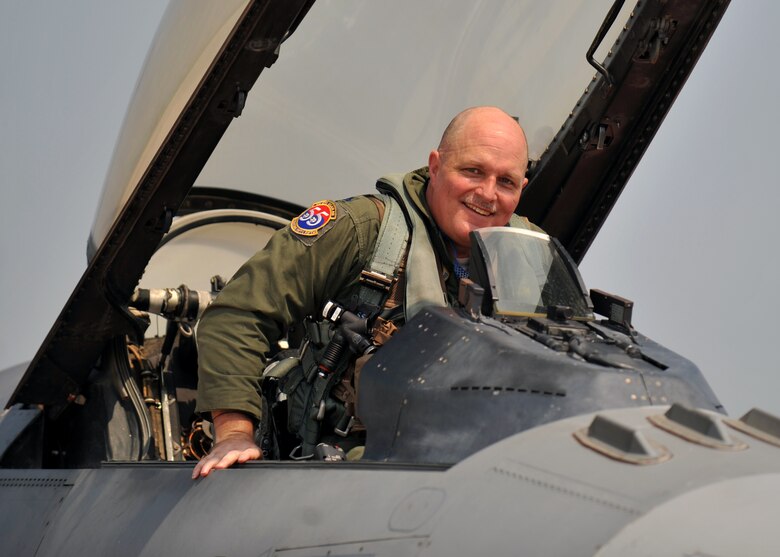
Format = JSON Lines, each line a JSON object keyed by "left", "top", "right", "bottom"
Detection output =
{"left": 377, "top": 174, "right": 447, "bottom": 320}
{"left": 357, "top": 193, "right": 409, "bottom": 309}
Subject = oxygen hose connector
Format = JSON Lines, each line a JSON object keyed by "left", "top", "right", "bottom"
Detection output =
{"left": 317, "top": 301, "right": 376, "bottom": 375}
{"left": 130, "top": 285, "right": 215, "bottom": 321}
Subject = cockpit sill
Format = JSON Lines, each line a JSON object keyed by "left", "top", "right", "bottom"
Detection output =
{"left": 99, "top": 460, "right": 451, "bottom": 472}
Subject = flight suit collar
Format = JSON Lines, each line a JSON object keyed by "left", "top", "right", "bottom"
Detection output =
{"left": 402, "top": 167, "right": 460, "bottom": 299}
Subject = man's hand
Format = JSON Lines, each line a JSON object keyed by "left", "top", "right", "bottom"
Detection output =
{"left": 192, "top": 411, "right": 263, "bottom": 479}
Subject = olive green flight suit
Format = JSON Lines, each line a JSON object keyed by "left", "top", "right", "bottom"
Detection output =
{"left": 195, "top": 167, "right": 539, "bottom": 421}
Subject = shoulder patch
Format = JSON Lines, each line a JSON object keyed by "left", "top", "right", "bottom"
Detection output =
{"left": 290, "top": 200, "right": 338, "bottom": 245}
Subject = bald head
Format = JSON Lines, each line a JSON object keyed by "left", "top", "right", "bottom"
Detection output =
{"left": 438, "top": 106, "right": 528, "bottom": 166}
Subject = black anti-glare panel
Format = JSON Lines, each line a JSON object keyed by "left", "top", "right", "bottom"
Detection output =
{"left": 361, "top": 307, "right": 721, "bottom": 463}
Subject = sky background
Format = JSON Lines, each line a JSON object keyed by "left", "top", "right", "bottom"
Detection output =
{"left": 0, "top": 1, "right": 777, "bottom": 418}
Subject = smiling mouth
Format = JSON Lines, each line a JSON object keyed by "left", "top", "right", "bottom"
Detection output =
{"left": 463, "top": 201, "right": 494, "bottom": 217}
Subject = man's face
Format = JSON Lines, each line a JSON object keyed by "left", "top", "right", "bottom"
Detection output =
{"left": 426, "top": 113, "right": 528, "bottom": 257}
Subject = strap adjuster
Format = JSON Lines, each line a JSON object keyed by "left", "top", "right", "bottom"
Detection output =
{"left": 359, "top": 270, "right": 395, "bottom": 292}
{"left": 335, "top": 415, "right": 356, "bottom": 437}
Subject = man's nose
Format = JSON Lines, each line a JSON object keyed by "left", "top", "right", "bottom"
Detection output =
{"left": 477, "top": 177, "right": 498, "bottom": 200}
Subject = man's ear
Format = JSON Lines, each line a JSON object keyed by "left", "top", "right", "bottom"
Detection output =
{"left": 428, "top": 150, "right": 441, "bottom": 178}
{"left": 520, "top": 177, "right": 529, "bottom": 192}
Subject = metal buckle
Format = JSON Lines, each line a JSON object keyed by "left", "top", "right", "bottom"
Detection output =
{"left": 316, "top": 400, "right": 326, "bottom": 421}
{"left": 315, "top": 443, "right": 346, "bottom": 462}
{"left": 289, "top": 444, "right": 314, "bottom": 460}
{"left": 359, "top": 270, "right": 394, "bottom": 292}
{"left": 334, "top": 416, "right": 356, "bottom": 437}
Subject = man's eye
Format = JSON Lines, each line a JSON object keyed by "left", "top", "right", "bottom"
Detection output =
{"left": 463, "top": 168, "right": 481, "bottom": 175}
{"left": 498, "top": 177, "right": 516, "bottom": 188}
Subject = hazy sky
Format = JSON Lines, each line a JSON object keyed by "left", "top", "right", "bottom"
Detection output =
{"left": 0, "top": 1, "right": 777, "bottom": 418}
{"left": 581, "top": 0, "right": 780, "bottom": 417}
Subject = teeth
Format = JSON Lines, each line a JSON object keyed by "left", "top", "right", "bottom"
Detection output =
{"left": 465, "top": 202, "right": 492, "bottom": 216}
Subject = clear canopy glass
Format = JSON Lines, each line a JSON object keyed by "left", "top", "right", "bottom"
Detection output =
{"left": 90, "top": 0, "right": 635, "bottom": 253}
{"left": 473, "top": 228, "right": 593, "bottom": 318}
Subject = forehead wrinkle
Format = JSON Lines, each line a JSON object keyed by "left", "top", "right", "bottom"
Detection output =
{"left": 442, "top": 143, "right": 526, "bottom": 176}
{"left": 442, "top": 127, "right": 527, "bottom": 163}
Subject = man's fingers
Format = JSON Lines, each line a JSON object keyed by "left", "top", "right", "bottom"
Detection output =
{"left": 192, "top": 457, "right": 214, "bottom": 479}
{"left": 191, "top": 451, "right": 232, "bottom": 479}
{"left": 191, "top": 460, "right": 204, "bottom": 479}
{"left": 192, "top": 441, "right": 262, "bottom": 479}
{"left": 214, "top": 450, "right": 242, "bottom": 470}
{"left": 197, "top": 453, "right": 224, "bottom": 477}
{"left": 236, "top": 447, "right": 262, "bottom": 463}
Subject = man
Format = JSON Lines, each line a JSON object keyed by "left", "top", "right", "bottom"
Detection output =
{"left": 193, "top": 106, "right": 538, "bottom": 479}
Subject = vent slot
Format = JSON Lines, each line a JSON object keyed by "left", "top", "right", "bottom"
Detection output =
{"left": 451, "top": 386, "right": 565, "bottom": 397}
{"left": 0, "top": 477, "right": 71, "bottom": 488}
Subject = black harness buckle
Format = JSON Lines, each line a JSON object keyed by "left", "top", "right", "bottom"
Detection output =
{"left": 335, "top": 415, "right": 356, "bottom": 437}
{"left": 359, "top": 270, "right": 395, "bottom": 292}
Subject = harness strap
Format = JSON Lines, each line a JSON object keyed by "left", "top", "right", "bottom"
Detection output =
{"left": 357, "top": 193, "right": 409, "bottom": 310}
{"left": 377, "top": 174, "right": 447, "bottom": 321}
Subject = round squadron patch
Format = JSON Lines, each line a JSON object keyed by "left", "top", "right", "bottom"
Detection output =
{"left": 291, "top": 200, "right": 337, "bottom": 237}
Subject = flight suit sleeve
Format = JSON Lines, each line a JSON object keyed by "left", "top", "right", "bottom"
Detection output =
{"left": 196, "top": 197, "right": 381, "bottom": 420}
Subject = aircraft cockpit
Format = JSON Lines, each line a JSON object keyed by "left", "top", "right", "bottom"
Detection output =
{"left": 0, "top": 0, "right": 728, "bottom": 472}
{"left": 0, "top": 197, "right": 724, "bottom": 470}
{"left": 358, "top": 227, "right": 724, "bottom": 464}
